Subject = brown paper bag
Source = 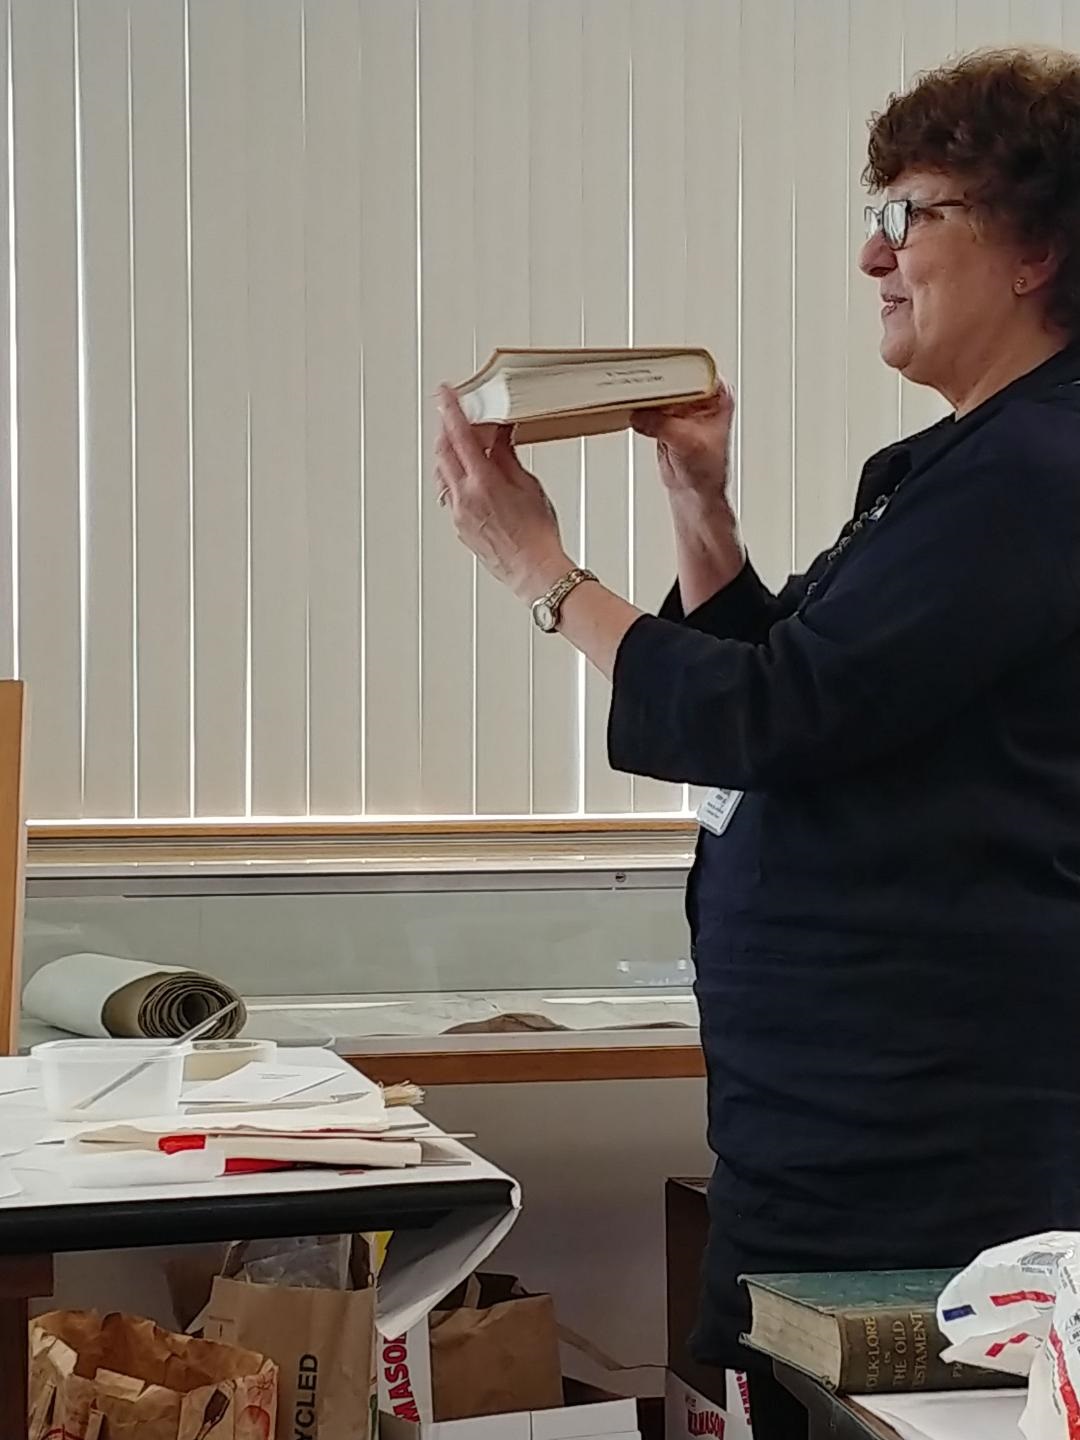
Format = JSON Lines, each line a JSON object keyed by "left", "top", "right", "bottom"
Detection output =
{"left": 29, "top": 1309, "right": 278, "bottom": 1440}
{"left": 203, "top": 1273, "right": 376, "bottom": 1440}
{"left": 429, "top": 1274, "right": 563, "bottom": 1422}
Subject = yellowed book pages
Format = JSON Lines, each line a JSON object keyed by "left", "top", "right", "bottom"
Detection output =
{"left": 454, "top": 346, "right": 719, "bottom": 444}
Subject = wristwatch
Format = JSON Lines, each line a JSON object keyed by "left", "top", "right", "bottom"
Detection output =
{"left": 531, "top": 568, "right": 599, "bottom": 633}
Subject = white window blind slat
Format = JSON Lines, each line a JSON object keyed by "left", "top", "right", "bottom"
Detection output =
{"left": 528, "top": 0, "right": 583, "bottom": 816}
{"left": 357, "top": 0, "right": 420, "bottom": 812}
{"left": 683, "top": 0, "right": 739, "bottom": 411}
{"left": 898, "top": 1, "right": 956, "bottom": 439}
{"left": 472, "top": 0, "right": 531, "bottom": 817}
{"left": 957, "top": 0, "right": 1009, "bottom": 46}
{"left": 682, "top": 0, "right": 740, "bottom": 814}
{"left": 737, "top": 0, "right": 796, "bottom": 596}
{"left": 418, "top": 1, "right": 475, "bottom": 816}
{"left": 78, "top": 0, "right": 135, "bottom": 818}
{"left": 359, "top": 0, "right": 421, "bottom": 815}
{"left": 793, "top": 0, "right": 853, "bottom": 570}
{"left": 12, "top": 0, "right": 81, "bottom": 819}
{"left": 130, "top": 0, "right": 191, "bottom": 818}
{"left": 245, "top": 0, "right": 307, "bottom": 817}
{"left": 846, "top": 0, "right": 903, "bottom": 479}
{"left": 629, "top": 0, "right": 686, "bottom": 814}
{"left": 304, "top": 0, "right": 363, "bottom": 817}
{"left": 1008, "top": 0, "right": 1064, "bottom": 45}
{"left": 581, "top": 0, "right": 632, "bottom": 817}
{"left": 189, "top": 0, "right": 248, "bottom": 818}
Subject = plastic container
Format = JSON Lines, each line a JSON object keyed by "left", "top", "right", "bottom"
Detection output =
{"left": 31, "top": 1040, "right": 190, "bottom": 1121}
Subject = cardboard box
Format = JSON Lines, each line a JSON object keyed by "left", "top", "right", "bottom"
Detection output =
{"left": 665, "top": 1178, "right": 752, "bottom": 1438}
{"left": 665, "top": 1372, "right": 751, "bottom": 1440}
{"left": 531, "top": 1394, "right": 637, "bottom": 1440}
{"left": 380, "top": 1382, "right": 638, "bottom": 1440}
{"left": 379, "top": 1318, "right": 434, "bottom": 1426}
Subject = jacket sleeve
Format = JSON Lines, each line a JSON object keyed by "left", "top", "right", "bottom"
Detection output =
{"left": 609, "top": 453, "right": 1080, "bottom": 790}
{"left": 659, "top": 561, "right": 811, "bottom": 643}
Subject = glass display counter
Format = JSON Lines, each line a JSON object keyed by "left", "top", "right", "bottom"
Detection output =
{"left": 22, "top": 833, "right": 703, "bottom": 1082}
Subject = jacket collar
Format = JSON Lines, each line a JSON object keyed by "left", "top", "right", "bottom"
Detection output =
{"left": 855, "top": 340, "right": 1080, "bottom": 514}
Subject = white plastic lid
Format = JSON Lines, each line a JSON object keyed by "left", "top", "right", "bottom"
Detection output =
{"left": 31, "top": 1039, "right": 192, "bottom": 1060}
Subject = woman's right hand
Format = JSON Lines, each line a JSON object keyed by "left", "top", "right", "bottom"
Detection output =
{"left": 630, "top": 380, "right": 736, "bottom": 501}
{"left": 634, "top": 381, "right": 745, "bottom": 609}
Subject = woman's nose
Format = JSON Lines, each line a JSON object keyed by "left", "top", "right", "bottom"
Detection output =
{"left": 858, "top": 227, "right": 897, "bottom": 279}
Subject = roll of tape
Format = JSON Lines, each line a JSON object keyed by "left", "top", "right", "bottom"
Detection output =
{"left": 183, "top": 1038, "right": 277, "bottom": 1082}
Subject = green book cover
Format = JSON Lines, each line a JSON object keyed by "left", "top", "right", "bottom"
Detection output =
{"left": 742, "top": 1268, "right": 959, "bottom": 1314}
{"left": 739, "top": 1268, "right": 1020, "bottom": 1394}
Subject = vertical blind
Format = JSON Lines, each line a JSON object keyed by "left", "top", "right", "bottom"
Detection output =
{"left": 1, "top": 0, "right": 1075, "bottom": 823}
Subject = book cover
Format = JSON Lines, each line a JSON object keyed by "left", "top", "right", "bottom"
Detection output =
{"left": 740, "top": 1269, "right": 1021, "bottom": 1395}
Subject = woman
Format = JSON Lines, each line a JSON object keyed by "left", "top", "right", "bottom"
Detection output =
{"left": 435, "top": 48, "right": 1080, "bottom": 1438}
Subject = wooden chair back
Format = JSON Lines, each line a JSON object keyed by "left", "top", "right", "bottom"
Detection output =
{"left": 0, "top": 682, "right": 26, "bottom": 1055}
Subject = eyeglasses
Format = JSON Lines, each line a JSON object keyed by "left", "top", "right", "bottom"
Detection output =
{"left": 864, "top": 197, "right": 971, "bottom": 250}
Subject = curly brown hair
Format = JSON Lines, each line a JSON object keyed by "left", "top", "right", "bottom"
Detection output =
{"left": 865, "top": 47, "right": 1080, "bottom": 335}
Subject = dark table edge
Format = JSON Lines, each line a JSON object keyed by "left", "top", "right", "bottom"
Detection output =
{"left": 775, "top": 1362, "right": 902, "bottom": 1440}
{"left": 0, "top": 1177, "right": 513, "bottom": 1255}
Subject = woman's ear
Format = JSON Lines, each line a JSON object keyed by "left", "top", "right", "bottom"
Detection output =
{"left": 1014, "top": 241, "right": 1060, "bottom": 298}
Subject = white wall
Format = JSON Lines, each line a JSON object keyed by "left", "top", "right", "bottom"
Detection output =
{"left": 424, "top": 1080, "right": 711, "bottom": 1395}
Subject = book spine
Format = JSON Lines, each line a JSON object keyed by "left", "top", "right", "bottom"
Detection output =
{"left": 838, "top": 1307, "right": 1006, "bottom": 1394}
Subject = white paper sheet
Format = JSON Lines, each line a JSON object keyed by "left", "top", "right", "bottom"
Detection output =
{"left": 856, "top": 1390, "right": 1026, "bottom": 1440}
{"left": 181, "top": 1062, "right": 362, "bottom": 1107}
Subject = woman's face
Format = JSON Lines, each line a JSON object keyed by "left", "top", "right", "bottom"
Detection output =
{"left": 859, "top": 168, "right": 1029, "bottom": 394}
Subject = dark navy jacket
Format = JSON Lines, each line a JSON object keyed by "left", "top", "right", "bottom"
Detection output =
{"left": 608, "top": 346, "right": 1080, "bottom": 1363}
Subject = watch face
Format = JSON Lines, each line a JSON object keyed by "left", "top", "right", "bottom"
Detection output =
{"left": 534, "top": 600, "right": 556, "bottom": 632}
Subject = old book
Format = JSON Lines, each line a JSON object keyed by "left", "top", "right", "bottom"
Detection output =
{"left": 454, "top": 346, "right": 718, "bottom": 443}
{"left": 740, "top": 1270, "right": 1020, "bottom": 1395}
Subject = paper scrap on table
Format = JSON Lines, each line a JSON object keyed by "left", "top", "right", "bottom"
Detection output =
{"left": 181, "top": 1063, "right": 364, "bottom": 1108}
{"left": 39, "top": 1095, "right": 392, "bottom": 1146}
{"left": 856, "top": 1389, "right": 1025, "bottom": 1440}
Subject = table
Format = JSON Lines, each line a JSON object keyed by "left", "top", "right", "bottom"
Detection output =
{"left": 775, "top": 1365, "right": 903, "bottom": 1439}
{"left": 776, "top": 1364, "right": 1030, "bottom": 1439}
{"left": 0, "top": 1051, "right": 520, "bottom": 1440}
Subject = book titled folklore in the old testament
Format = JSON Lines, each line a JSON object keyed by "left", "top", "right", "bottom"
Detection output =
{"left": 740, "top": 1269, "right": 1020, "bottom": 1395}
{"left": 454, "top": 346, "right": 718, "bottom": 443}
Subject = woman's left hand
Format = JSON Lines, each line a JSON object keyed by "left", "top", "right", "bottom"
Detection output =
{"left": 435, "top": 385, "right": 572, "bottom": 602}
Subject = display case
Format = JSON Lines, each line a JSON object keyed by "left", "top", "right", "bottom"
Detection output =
{"left": 21, "top": 831, "right": 703, "bottom": 1082}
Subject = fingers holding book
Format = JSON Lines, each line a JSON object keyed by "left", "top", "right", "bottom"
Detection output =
{"left": 631, "top": 379, "right": 737, "bottom": 499}
{"left": 435, "top": 385, "right": 570, "bottom": 603}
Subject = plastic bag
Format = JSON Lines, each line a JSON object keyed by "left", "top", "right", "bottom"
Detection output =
{"left": 938, "top": 1232, "right": 1080, "bottom": 1440}
{"left": 233, "top": 1235, "right": 353, "bottom": 1291}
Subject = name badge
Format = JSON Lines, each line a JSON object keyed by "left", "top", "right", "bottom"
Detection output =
{"left": 696, "top": 787, "right": 744, "bottom": 836}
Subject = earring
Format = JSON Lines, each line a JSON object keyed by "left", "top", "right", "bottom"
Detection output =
{"left": 1014, "top": 277, "right": 1028, "bottom": 293}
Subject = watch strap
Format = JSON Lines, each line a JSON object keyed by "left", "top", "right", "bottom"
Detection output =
{"left": 532, "top": 568, "right": 598, "bottom": 630}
